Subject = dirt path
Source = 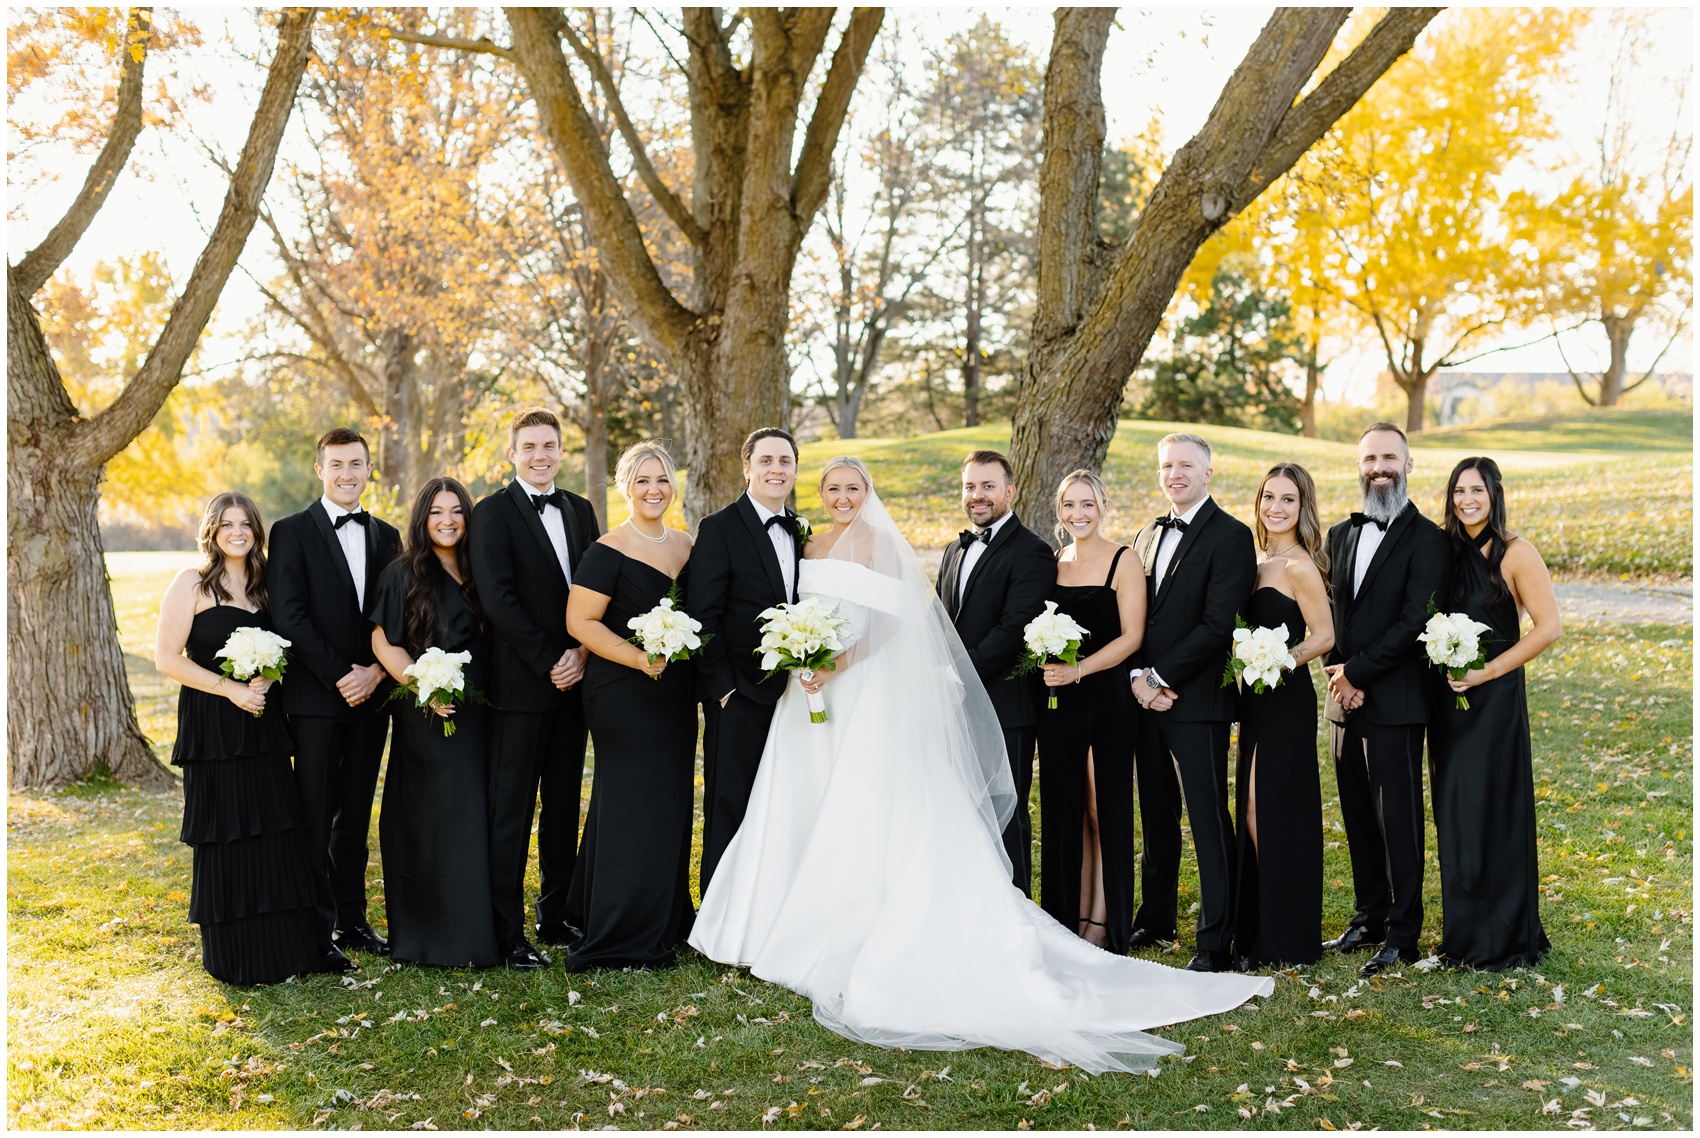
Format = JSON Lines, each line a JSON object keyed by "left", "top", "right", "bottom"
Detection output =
{"left": 1554, "top": 580, "right": 1693, "bottom": 627}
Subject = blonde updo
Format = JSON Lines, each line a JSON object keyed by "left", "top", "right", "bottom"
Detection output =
{"left": 614, "top": 440, "right": 678, "bottom": 504}
{"left": 1052, "top": 468, "right": 1110, "bottom": 547}
{"left": 818, "top": 455, "right": 874, "bottom": 493}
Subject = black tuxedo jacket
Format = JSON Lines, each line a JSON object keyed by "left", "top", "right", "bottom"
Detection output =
{"left": 1130, "top": 497, "right": 1256, "bottom": 724}
{"left": 1324, "top": 501, "right": 1451, "bottom": 727}
{"left": 937, "top": 512, "right": 1055, "bottom": 731}
{"left": 690, "top": 496, "right": 804, "bottom": 706}
{"left": 469, "top": 480, "right": 601, "bottom": 714}
{"left": 269, "top": 501, "right": 402, "bottom": 717}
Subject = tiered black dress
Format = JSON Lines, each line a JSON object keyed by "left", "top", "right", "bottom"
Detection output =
{"left": 172, "top": 606, "right": 322, "bottom": 984}
{"left": 564, "top": 544, "right": 698, "bottom": 971}
{"left": 1036, "top": 547, "right": 1138, "bottom": 955}
{"left": 1430, "top": 531, "right": 1549, "bottom": 970}
{"left": 372, "top": 564, "right": 500, "bottom": 968}
{"left": 1233, "top": 587, "right": 1323, "bottom": 968}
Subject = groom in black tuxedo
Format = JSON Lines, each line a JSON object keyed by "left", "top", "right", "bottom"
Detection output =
{"left": 469, "top": 407, "right": 601, "bottom": 970}
{"left": 270, "top": 427, "right": 402, "bottom": 971}
{"left": 937, "top": 449, "right": 1054, "bottom": 896}
{"left": 690, "top": 427, "right": 806, "bottom": 896}
{"left": 1322, "top": 422, "right": 1451, "bottom": 977}
{"left": 1128, "top": 432, "right": 1255, "bottom": 972}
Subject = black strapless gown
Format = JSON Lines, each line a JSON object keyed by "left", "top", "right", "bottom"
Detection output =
{"left": 1430, "top": 534, "right": 1549, "bottom": 969}
{"left": 563, "top": 544, "right": 698, "bottom": 971}
{"left": 1036, "top": 547, "right": 1138, "bottom": 955}
{"left": 1233, "top": 587, "right": 1323, "bottom": 968}
{"left": 172, "top": 606, "right": 322, "bottom": 984}
{"left": 372, "top": 563, "right": 500, "bottom": 968}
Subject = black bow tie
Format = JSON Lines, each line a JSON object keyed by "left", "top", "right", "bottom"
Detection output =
{"left": 765, "top": 513, "right": 799, "bottom": 538}
{"left": 333, "top": 509, "right": 369, "bottom": 529}
{"left": 1154, "top": 515, "right": 1188, "bottom": 533}
{"left": 533, "top": 489, "right": 565, "bottom": 515}
{"left": 1350, "top": 512, "right": 1388, "bottom": 532}
{"left": 958, "top": 528, "right": 992, "bottom": 549}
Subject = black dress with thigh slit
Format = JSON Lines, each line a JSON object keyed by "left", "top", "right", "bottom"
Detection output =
{"left": 1036, "top": 546, "right": 1138, "bottom": 955}
{"left": 564, "top": 544, "right": 699, "bottom": 971}
{"left": 1429, "top": 530, "right": 1549, "bottom": 970}
{"left": 172, "top": 605, "right": 323, "bottom": 985}
{"left": 1232, "top": 587, "right": 1323, "bottom": 968}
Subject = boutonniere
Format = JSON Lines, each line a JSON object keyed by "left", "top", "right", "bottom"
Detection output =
{"left": 795, "top": 515, "right": 813, "bottom": 544}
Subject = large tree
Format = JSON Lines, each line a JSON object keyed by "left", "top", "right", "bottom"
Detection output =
{"left": 1010, "top": 7, "right": 1439, "bottom": 509}
{"left": 7, "top": 8, "right": 316, "bottom": 789}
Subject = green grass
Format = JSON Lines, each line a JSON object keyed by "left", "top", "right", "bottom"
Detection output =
{"left": 9, "top": 409, "right": 1693, "bottom": 1130}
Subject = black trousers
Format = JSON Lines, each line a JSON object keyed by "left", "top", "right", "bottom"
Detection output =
{"left": 699, "top": 691, "right": 779, "bottom": 897}
{"left": 1002, "top": 727, "right": 1038, "bottom": 897}
{"left": 1132, "top": 715, "right": 1236, "bottom": 953}
{"left": 290, "top": 706, "right": 391, "bottom": 942}
{"left": 1331, "top": 717, "right": 1427, "bottom": 951}
{"left": 486, "top": 694, "right": 588, "bottom": 943}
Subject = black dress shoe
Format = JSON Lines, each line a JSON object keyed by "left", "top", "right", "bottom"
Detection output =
{"left": 1359, "top": 944, "right": 1418, "bottom": 977}
{"left": 534, "top": 921, "right": 581, "bottom": 947}
{"left": 1322, "top": 925, "right": 1383, "bottom": 954}
{"left": 334, "top": 923, "right": 391, "bottom": 956}
{"left": 320, "top": 945, "right": 359, "bottom": 974}
{"left": 1185, "top": 950, "right": 1233, "bottom": 973}
{"left": 1127, "top": 927, "right": 1172, "bottom": 951}
{"left": 503, "top": 937, "right": 550, "bottom": 971}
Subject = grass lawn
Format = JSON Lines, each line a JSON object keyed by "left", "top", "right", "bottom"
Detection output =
{"left": 8, "top": 410, "right": 1693, "bottom": 1130}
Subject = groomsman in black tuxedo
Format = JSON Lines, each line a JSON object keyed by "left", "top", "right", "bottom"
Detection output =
{"left": 1322, "top": 422, "right": 1451, "bottom": 977}
{"left": 1127, "top": 432, "right": 1255, "bottom": 972}
{"left": 690, "top": 427, "right": 806, "bottom": 896}
{"left": 936, "top": 450, "right": 1054, "bottom": 896}
{"left": 270, "top": 427, "right": 402, "bottom": 971}
{"left": 469, "top": 408, "right": 601, "bottom": 970}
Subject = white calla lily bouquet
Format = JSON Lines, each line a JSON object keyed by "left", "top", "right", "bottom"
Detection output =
{"left": 386, "top": 646, "right": 484, "bottom": 736}
{"left": 1418, "top": 602, "right": 1495, "bottom": 710}
{"left": 1221, "top": 617, "right": 1297, "bottom": 694}
{"left": 1013, "top": 600, "right": 1089, "bottom": 709}
{"left": 216, "top": 626, "right": 291, "bottom": 716}
{"left": 627, "top": 588, "right": 706, "bottom": 677}
{"left": 756, "top": 597, "right": 850, "bottom": 724}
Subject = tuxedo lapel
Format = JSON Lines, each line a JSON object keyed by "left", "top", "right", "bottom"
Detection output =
{"left": 1135, "top": 522, "right": 1162, "bottom": 607}
{"left": 1150, "top": 498, "right": 1217, "bottom": 616}
{"left": 1334, "top": 523, "right": 1359, "bottom": 624}
{"left": 308, "top": 501, "right": 360, "bottom": 606}
{"left": 940, "top": 542, "right": 964, "bottom": 620}
{"left": 1350, "top": 503, "right": 1416, "bottom": 610}
{"left": 736, "top": 495, "right": 789, "bottom": 604}
{"left": 559, "top": 492, "right": 583, "bottom": 574}
{"left": 361, "top": 509, "right": 381, "bottom": 615}
{"left": 957, "top": 512, "right": 1021, "bottom": 614}
{"left": 507, "top": 480, "right": 568, "bottom": 586}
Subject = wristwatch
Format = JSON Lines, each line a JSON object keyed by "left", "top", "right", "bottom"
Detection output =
{"left": 1145, "top": 671, "right": 1163, "bottom": 690}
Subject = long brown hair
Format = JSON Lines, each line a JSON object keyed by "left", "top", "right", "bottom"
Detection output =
{"left": 1253, "top": 463, "right": 1328, "bottom": 582}
{"left": 195, "top": 491, "right": 269, "bottom": 608}
{"left": 401, "top": 477, "right": 483, "bottom": 656}
{"left": 1443, "top": 456, "right": 1513, "bottom": 605}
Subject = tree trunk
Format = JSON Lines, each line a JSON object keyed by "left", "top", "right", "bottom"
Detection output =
{"left": 8, "top": 279, "right": 167, "bottom": 789}
{"left": 1597, "top": 314, "right": 1632, "bottom": 407}
{"left": 962, "top": 210, "right": 984, "bottom": 429}
{"left": 378, "top": 327, "right": 416, "bottom": 498}
{"left": 582, "top": 313, "right": 612, "bottom": 526}
{"left": 1300, "top": 330, "right": 1321, "bottom": 438}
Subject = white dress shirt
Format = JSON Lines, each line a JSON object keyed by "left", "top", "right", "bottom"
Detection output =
{"left": 519, "top": 480, "right": 573, "bottom": 586}
{"left": 1351, "top": 515, "right": 1387, "bottom": 597}
{"left": 320, "top": 496, "right": 368, "bottom": 610}
{"left": 958, "top": 510, "right": 1014, "bottom": 605}
{"left": 1152, "top": 495, "right": 1211, "bottom": 593}
{"left": 747, "top": 493, "right": 797, "bottom": 601}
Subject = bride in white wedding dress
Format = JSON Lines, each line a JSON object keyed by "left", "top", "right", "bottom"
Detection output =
{"left": 689, "top": 458, "right": 1272, "bottom": 1074}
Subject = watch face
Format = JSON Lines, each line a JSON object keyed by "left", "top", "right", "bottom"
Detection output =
{"left": 1146, "top": 673, "right": 1162, "bottom": 689}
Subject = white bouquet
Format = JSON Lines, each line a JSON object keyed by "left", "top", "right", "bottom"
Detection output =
{"left": 216, "top": 626, "right": 291, "bottom": 716}
{"left": 626, "top": 591, "right": 705, "bottom": 677}
{"left": 1221, "top": 619, "right": 1297, "bottom": 694}
{"left": 756, "top": 597, "right": 851, "bottom": 724}
{"left": 1013, "top": 600, "right": 1089, "bottom": 709}
{"left": 1418, "top": 608, "right": 1494, "bottom": 710}
{"left": 387, "top": 646, "right": 478, "bottom": 736}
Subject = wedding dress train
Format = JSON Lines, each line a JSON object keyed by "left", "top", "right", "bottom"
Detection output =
{"left": 689, "top": 492, "right": 1272, "bottom": 1073}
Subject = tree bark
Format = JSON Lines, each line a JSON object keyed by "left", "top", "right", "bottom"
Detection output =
{"left": 961, "top": 199, "right": 984, "bottom": 429}
{"left": 1597, "top": 314, "right": 1632, "bottom": 406}
{"left": 378, "top": 327, "right": 417, "bottom": 498}
{"left": 1011, "top": 7, "right": 1436, "bottom": 522}
{"left": 1300, "top": 327, "right": 1321, "bottom": 438}
{"left": 7, "top": 9, "right": 316, "bottom": 790}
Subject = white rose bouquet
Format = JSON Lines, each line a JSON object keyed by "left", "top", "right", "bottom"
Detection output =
{"left": 1221, "top": 618, "right": 1297, "bottom": 694}
{"left": 216, "top": 626, "right": 291, "bottom": 716}
{"left": 1418, "top": 606, "right": 1495, "bottom": 710}
{"left": 756, "top": 597, "right": 851, "bottom": 724}
{"left": 386, "top": 647, "right": 480, "bottom": 736}
{"left": 626, "top": 590, "right": 705, "bottom": 677}
{"left": 1013, "top": 600, "right": 1090, "bottom": 709}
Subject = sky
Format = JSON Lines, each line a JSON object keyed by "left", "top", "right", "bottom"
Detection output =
{"left": 8, "top": 5, "right": 1694, "bottom": 407}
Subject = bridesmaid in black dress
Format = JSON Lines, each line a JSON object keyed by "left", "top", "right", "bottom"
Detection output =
{"left": 154, "top": 491, "right": 325, "bottom": 983}
{"left": 1234, "top": 464, "right": 1334, "bottom": 970}
{"left": 1036, "top": 470, "right": 1146, "bottom": 954}
{"left": 1431, "top": 457, "right": 1561, "bottom": 969}
{"left": 563, "top": 441, "right": 698, "bottom": 971}
{"left": 370, "top": 477, "right": 500, "bottom": 968}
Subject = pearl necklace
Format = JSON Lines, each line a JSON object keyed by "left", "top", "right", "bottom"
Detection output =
{"left": 626, "top": 518, "right": 668, "bottom": 544}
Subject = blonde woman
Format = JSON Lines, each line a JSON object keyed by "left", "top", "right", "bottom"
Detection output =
{"left": 1036, "top": 470, "right": 1145, "bottom": 954}
{"left": 563, "top": 441, "right": 697, "bottom": 971}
